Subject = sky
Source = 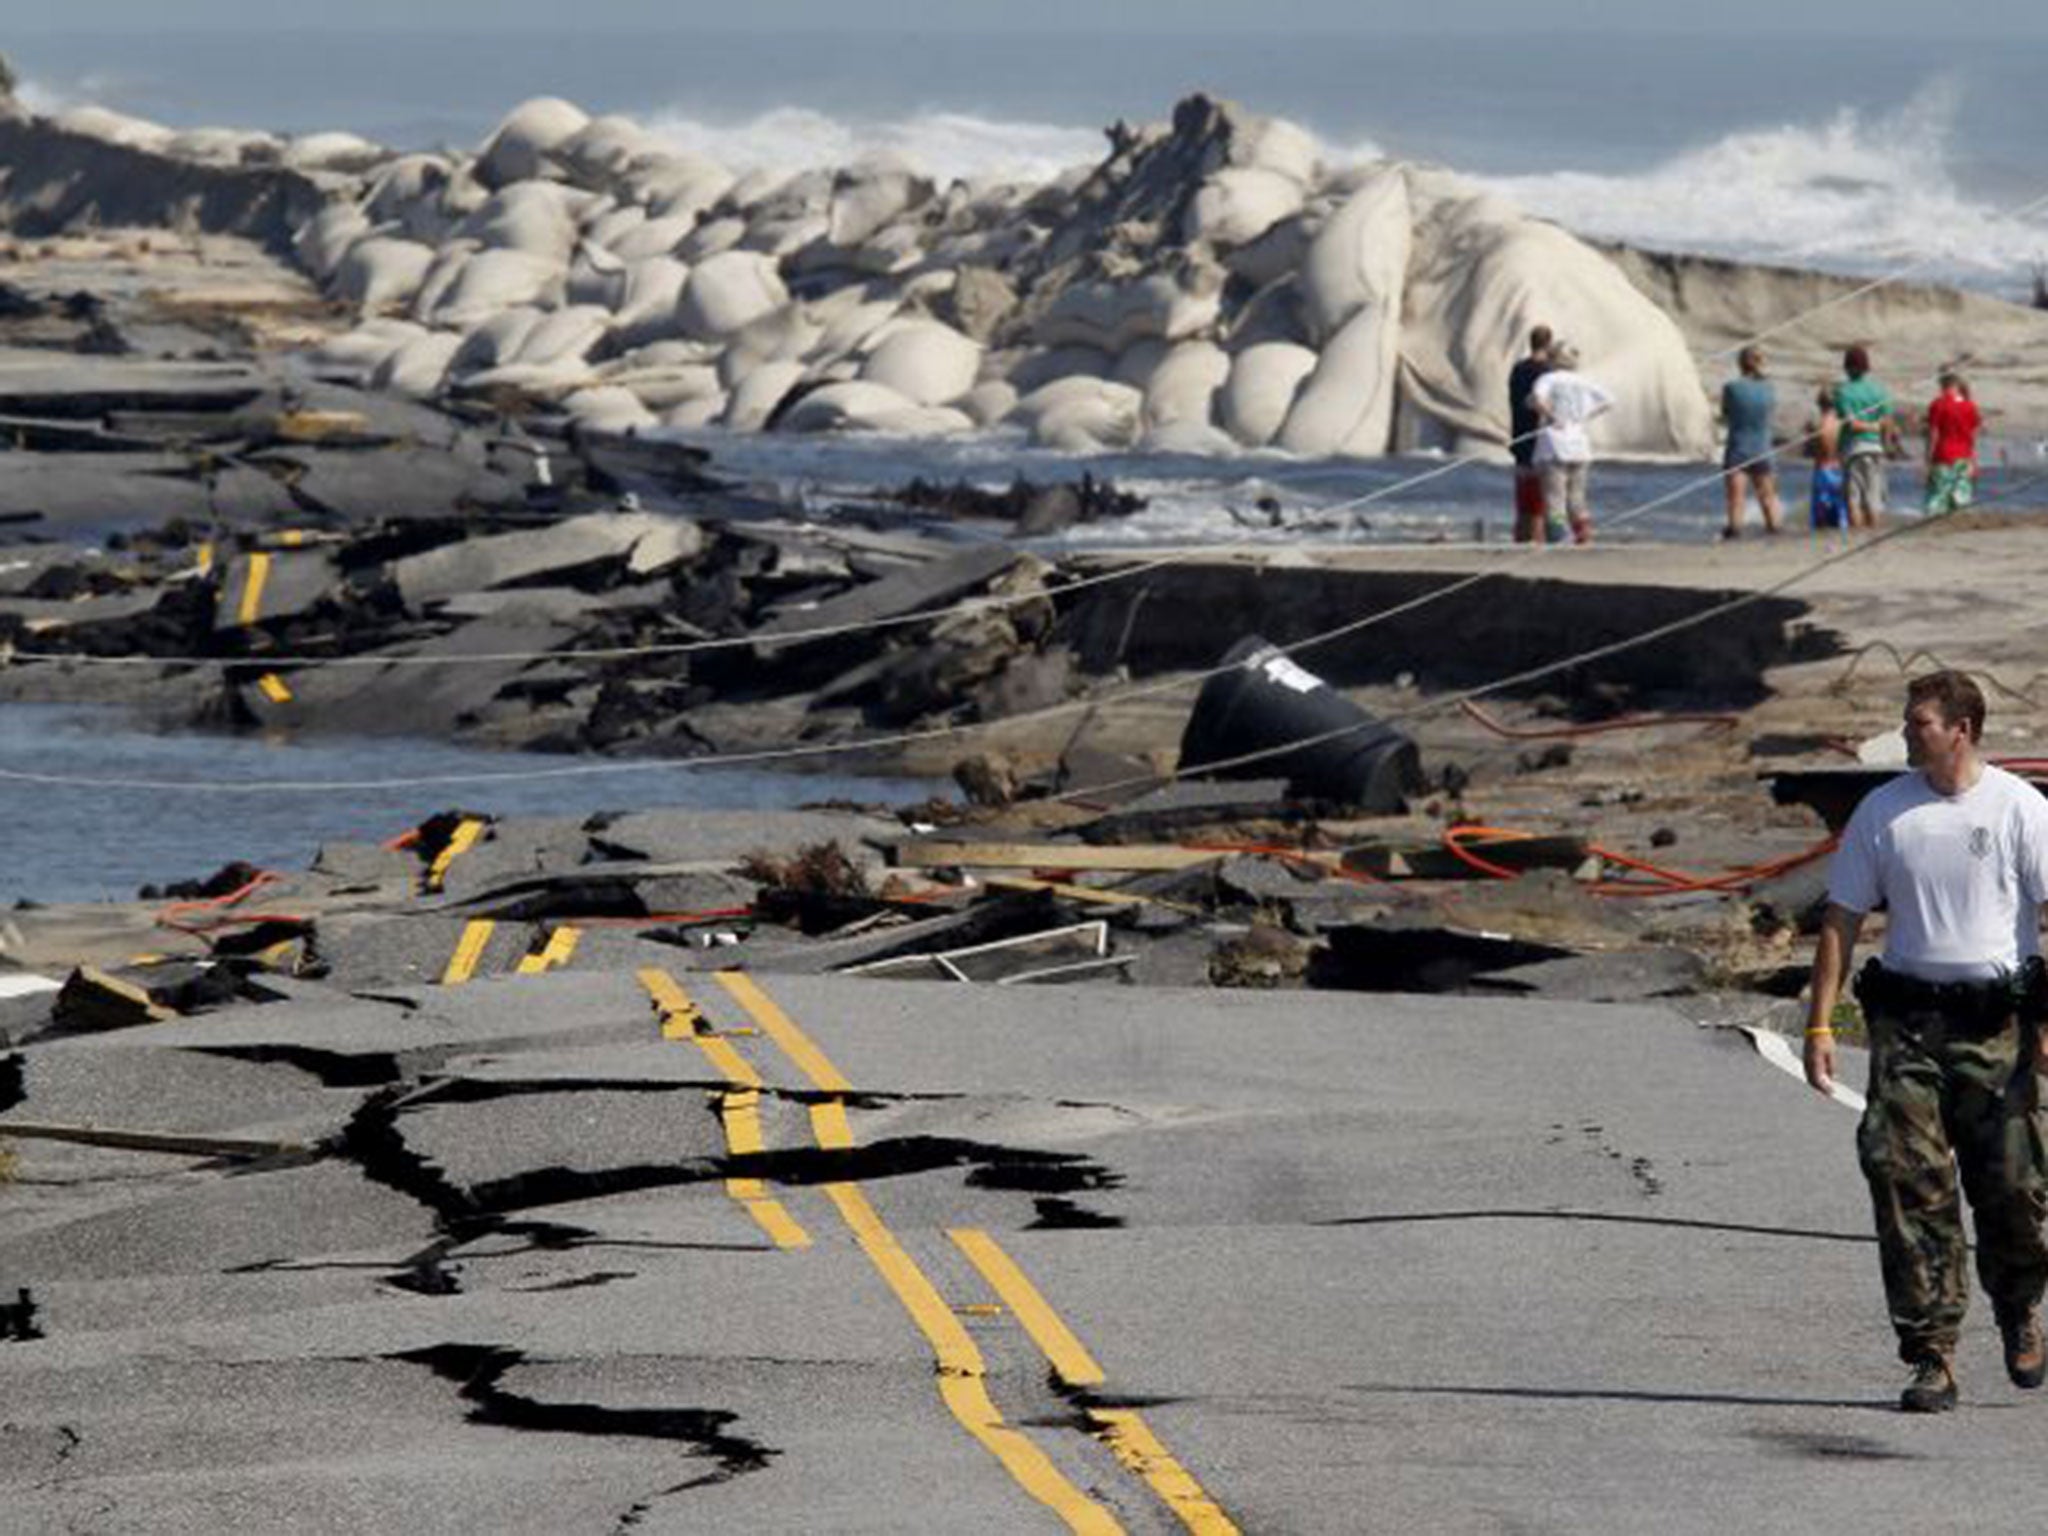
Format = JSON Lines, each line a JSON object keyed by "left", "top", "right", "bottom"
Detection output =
{"left": 6, "top": 0, "right": 2041, "bottom": 36}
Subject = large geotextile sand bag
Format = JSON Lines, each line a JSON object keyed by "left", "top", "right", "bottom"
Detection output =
{"left": 1299, "top": 165, "right": 1408, "bottom": 345}
{"left": 720, "top": 304, "right": 825, "bottom": 387}
{"left": 778, "top": 380, "right": 968, "bottom": 435}
{"left": 1220, "top": 342, "right": 1318, "bottom": 447}
{"left": 477, "top": 97, "right": 589, "bottom": 189}
{"left": 1276, "top": 305, "right": 1401, "bottom": 456}
{"left": 306, "top": 318, "right": 425, "bottom": 378}
{"left": 295, "top": 205, "right": 374, "bottom": 283}
{"left": 858, "top": 320, "right": 981, "bottom": 406}
{"left": 450, "top": 307, "right": 548, "bottom": 376}
{"left": 1035, "top": 274, "right": 1223, "bottom": 355}
{"left": 334, "top": 236, "right": 438, "bottom": 311}
{"left": 424, "top": 248, "right": 565, "bottom": 328}
{"left": 609, "top": 213, "right": 699, "bottom": 262}
{"left": 631, "top": 155, "right": 736, "bottom": 223}
{"left": 563, "top": 385, "right": 659, "bottom": 433}
{"left": 552, "top": 114, "right": 665, "bottom": 190}
{"left": 372, "top": 330, "right": 461, "bottom": 399}
{"left": 1142, "top": 340, "right": 1232, "bottom": 430}
{"left": 1399, "top": 168, "right": 1714, "bottom": 460}
{"left": 1184, "top": 166, "right": 1305, "bottom": 249}
{"left": 677, "top": 251, "right": 789, "bottom": 341}
{"left": 1012, "top": 378, "right": 1144, "bottom": 451}
{"left": 460, "top": 181, "right": 582, "bottom": 264}
{"left": 609, "top": 256, "right": 692, "bottom": 348}
{"left": 51, "top": 106, "right": 174, "bottom": 151}
{"left": 516, "top": 305, "right": 613, "bottom": 367}
{"left": 723, "top": 359, "right": 809, "bottom": 430}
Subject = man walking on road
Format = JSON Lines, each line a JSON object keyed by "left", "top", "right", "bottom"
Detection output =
{"left": 1806, "top": 671, "right": 2048, "bottom": 1412}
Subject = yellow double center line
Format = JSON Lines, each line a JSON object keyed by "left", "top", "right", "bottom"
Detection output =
{"left": 705, "top": 969, "right": 1237, "bottom": 1536}
{"left": 640, "top": 969, "right": 810, "bottom": 1251}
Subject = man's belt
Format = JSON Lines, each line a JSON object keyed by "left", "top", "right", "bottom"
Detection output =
{"left": 1855, "top": 957, "right": 2046, "bottom": 1031}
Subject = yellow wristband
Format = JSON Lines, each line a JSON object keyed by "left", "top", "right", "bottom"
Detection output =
{"left": 1805, "top": 1026, "right": 1834, "bottom": 1037}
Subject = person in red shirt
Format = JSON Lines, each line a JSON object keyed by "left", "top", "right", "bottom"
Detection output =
{"left": 1924, "top": 371, "right": 1983, "bottom": 514}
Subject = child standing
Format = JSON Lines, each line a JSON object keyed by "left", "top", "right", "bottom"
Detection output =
{"left": 1807, "top": 389, "right": 1848, "bottom": 531}
{"left": 1924, "top": 371, "right": 1982, "bottom": 514}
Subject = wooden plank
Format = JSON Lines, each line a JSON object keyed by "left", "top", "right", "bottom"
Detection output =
{"left": 893, "top": 840, "right": 1235, "bottom": 873}
{"left": 982, "top": 876, "right": 1206, "bottom": 916}
{"left": 0, "top": 1121, "right": 307, "bottom": 1159}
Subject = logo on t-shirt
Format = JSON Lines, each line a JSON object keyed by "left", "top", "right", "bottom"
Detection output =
{"left": 1970, "top": 826, "right": 1993, "bottom": 858}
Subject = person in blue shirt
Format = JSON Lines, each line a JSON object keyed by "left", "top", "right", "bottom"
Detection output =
{"left": 1719, "top": 345, "right": 1782, "bottom": 538}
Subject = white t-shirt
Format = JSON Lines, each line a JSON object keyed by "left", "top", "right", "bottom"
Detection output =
{"left": 1528, "top": 370, "right": 1613, "bottom": 465}
{"left": 1827, "top": 763, "right": 2048, "bottom": 980}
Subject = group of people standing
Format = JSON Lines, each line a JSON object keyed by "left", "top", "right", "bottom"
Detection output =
{"left": 1505, "top": 327, "right": 1985, "bottom": 543}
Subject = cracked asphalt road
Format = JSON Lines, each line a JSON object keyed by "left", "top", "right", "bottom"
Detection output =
{"left": 3, "top": 972, "right": 2040, "bottom": 1532}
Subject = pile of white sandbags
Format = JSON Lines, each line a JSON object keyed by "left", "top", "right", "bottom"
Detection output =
{"left": 270, "top": 90, "right": 1713, "bottom": 460}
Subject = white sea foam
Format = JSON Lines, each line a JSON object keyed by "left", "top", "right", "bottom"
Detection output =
{"left": 640, "top": 106, "right": 1105, "bottom": 187}
{"left": 1475, "top": 79, "right": 2048, "bottom": 294}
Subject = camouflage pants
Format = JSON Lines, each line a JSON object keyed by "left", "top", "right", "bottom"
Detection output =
{"left": 1857, "top": 1005, "right": 2048, "bottom": 1361}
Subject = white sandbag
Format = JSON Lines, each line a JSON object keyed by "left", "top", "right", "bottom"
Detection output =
{"left": 1276, "top": 304, "right": 1401, "bottom": 456}
{"left": 679, "top": 215, "right": 747, "bottom": 262}
{"left": 553, "top": 115, "right": 664, "bottom": 190}
{"left": 562, "top": 385, "right": 659, "bottom": 434}
{"left": 1140, "top": 419, "right": 1241, "bottom": 455}
{"left": 721, "top": 304, "right": 824, "bottom": 388}
{"left": 333, "top": 236, "right": 438, "bottom": 311}
{"left": 776, "top": 380, "right": 924, "bottom": 433}
{"left": 596, "top": 363, "right": 723, "bottom": 410}
{"left": 1184, "top": 167, "right": 1305, "bottom": 249}
{"left": 1226, "top": 213, "right": 1316, "bottom": 291}
{"left": 567, "top": 243, "right": 629, "bottom": 309}
{"left": 1398, "top": 167, "right": 1715, "bottom": 460}
{"left": 449, "top": 307, "right": 548, "bottom": 377}
{"left": 858, "top": 320, "right": 981, "bottom": 406}
{"left": 1226, "top": 277, "right": 1309, "bottom": 350}
{"left": 677, "top": 250, "right": 788, "bottom": 342}
{"left": 1005, "top": 345, "right": 1113, "bottom": 394}
{"left": 599, "top": 340, "right": 723, "bottom": 373}
{"left": 452, "top": 359, "right": 592, "bottom": 398}
{"left": 609, "top": 213, "right": 699, "bottom": 261}
{"left": 1011, "top": 378, "right": 1144, "bottom": 451}
{"left": 282, "top": 131, "right": 382, "bottom": 172}
{"left": 409, "top": 240, "right": 481, "bottom": 324}
{"left": 303, "top": 318, "right": 424, "bottom": 378}
{"left": 723, "top": 359, "right": 808, "bottom": 431}
{"left": 584, "top": 204, "right": 649, "bottom": 250}
{"left": 1230, "top": 116, "right": 1319, "bottom": 185}
{"left": 608, "top": 256, "right": 692, "bottom": 349}
{"left": 294, "top": 204, "right": 373, "bottom": 283}
{"left": 632, "top": 155, "right": 736, "bottom": 223}
{"left": 744, "top": 212, "right": 830, "bottom": 258}
{"left": 1143, "top": 340, "right": 1232, "bottom": 430}
{"left": 1298, "top": 165, "right": 1409, "bottom": 345}
{"left": 1112, "top": 338, "right": 1172, "bottom": 391}
{"left": 50, "top": 106, "right": 172, "bottom": 151}
{"left": 365, "top": 155, "right": 465, "bottom": 244}
{"left": 460, "top": 181, "right": 580, "bottom": 264}
{"left": 1220, "top": 342, "right": 1318, "bottom": 447}
{"left": 1035, "top": 274, "right": 1223, "bottom": 355}
{"left": 805, "top": 296, "right": 900, "bottom": 365}
{"left": 477, "top": 97, "right": 589, "bottom": 188}
{"left": 662, "top": 394, "right": 729, "bottom": 429}
{"left": 828, "top": 157, "right": 933, "bottom": 248}
{"left": 371, "top": 329, "right": 461, "bottom": 399}
{"left": 845, "top": 221, "right": 925, "bottom": 277}
{"left": 425, "top": 249, "right": 564, "bottom": 329}
{"left": 517, "top": 305, "right": 612, "bottom": 367}
{"left": 958, "top": 380, "right": 1019, "bottom": 428}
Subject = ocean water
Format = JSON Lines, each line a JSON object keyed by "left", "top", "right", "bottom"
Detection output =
{"left": 0, "top": 705, "right": 924, "bottom": 905}
{"left": 8, "top": 27, "right": 2046, "bottom": 297}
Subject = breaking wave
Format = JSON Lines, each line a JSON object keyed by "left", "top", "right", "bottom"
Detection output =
{"left": 1476, "top": 79, "right": 2048, "bottom": 294}
{"left": 640, "top": 106, "right": 1107, "bottom": 187}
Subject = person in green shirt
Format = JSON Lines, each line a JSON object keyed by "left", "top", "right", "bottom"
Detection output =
{"left": 1833, "top": 344, "right": 1902, "bottom": 529}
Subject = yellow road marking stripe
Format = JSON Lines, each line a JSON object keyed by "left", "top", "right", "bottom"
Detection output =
{"left": 441, "top": 920, "right": 495, "bottom": 985}
{"left": 809, "top": 1098, "right": 854, "bottom": 1151}
{"left": 950, "top": 1230, "right": 1240, "bottom": 1532}
{"left": 515, "top": 926, "right": 581, "bottom": 975}
{"left": 236, "top": 551, "right": 271, "bottom": 626}
{"left": 826, "top": 1183, "right": 1123, "bottom": 1536}
{"left": 948, "top": 1228, "right": 1106, "bottom": 1386}
{"left": 1088, "top": 1411, "right": 1239, "bottom": 1536}
{"left": 636, "top": 969, "right": 809, "bottom": 1250}
{"left": 426, "top": 817, "right": 486, "bottom": 891}
{"left": 256, "top": 672, "right": 293, "bottom": 704}
{"left": 716, "top": 970, "right": 852, "bottom": 1092}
